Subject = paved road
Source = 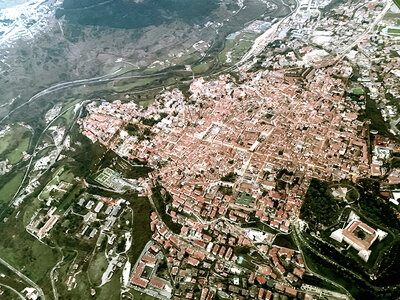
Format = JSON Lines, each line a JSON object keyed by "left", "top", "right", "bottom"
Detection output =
{"left": 335, "top": 0, "right": 392, "bottom": 64}
{"left": 0, "top": 282, "right": 25, "bottom": 299}
{"left": 50, "top": 255, "right": 64, "bottom": 300}
{"left": 0, "top": 257, "right": 45, "bottom": 300}
{"left": 292, "top": 223, "right": 353, "bottom": 300}
{"left": 0, "top": 69, "right": 183, "bottom": 125}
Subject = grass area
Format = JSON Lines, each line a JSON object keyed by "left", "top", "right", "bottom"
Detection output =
{"left": 0, "top": 264, "right": 27, "bottom": 292}
{"left": 273, "top": 233, "right": 298, "bottom": 250}
{"left": 38, "top": 167, "right": 75, "bottom": 202}
{"left": 131, "top": 290, "right": 158, "bottom": 300}
{"left": 7, "top": 136, "right": 30, "bottom": 164}
{"left": 57, "top": 183, "right": 84, "bottom": 213}
{"left": 0, "top": 211, "right": 59, "bottom": 296}
{"left": 235, "top": 192, "right": 255, "bottom": 206}
{"left": 218, "top": 39, "right": 235, "bottom": 63}
{"left": 192, "top": 62, "right": 213, "bottom": 74}
{"left": 218, "top": 32, "right": 256, "bottom": 65}
{"left": 237, "top": 254, "right": 256, "bottom": 271}
{"left": 61, "top": 106, "right": 76, "bottom": 124}
{"left": 111, "top": 64, "right": 137, "bottom": 77}
{"left": 59, "top": 271, "right": 93, "bottom": 299}
{"left": 129, "top": 195, "right": 154, "bottom": 265}
{"left": 366, "top": 231, "right": 394, "bottom": 269}
{"left": 301, "top": 247, "right": 363, "bottom": 298}
{"left": 303, "top": 241, "right": 400, "bottom": 299}
{"left": 22, "top": 197, "right": 42, "bottom": 226}
{"left": 87, "top": 251, "right": 109, "bottom": 286}
{"left": 387, "top": 27, "right": 400, "bottom": 34}
{"left": 302, "top": 274, "right": 345, "bottom": 294}
{"left": 138, "top": 98, "right": 155, "bottom": 108}
{"left": 352, "top": 87, "right": 364, "bottom": 95}
{"left": 113, "top": 77, "right": 158, "bottom": 93}
{"left": 151, "top": 185, "right": 182, "bottom": 235}
{"left": 0, "top": 171, "right": 24, "bottom": 206}
{"left": 95, "top": 270, "right": 121, "bottom": 300}
{"left": 0, "top": 124, "right": 31, "bottom": 164}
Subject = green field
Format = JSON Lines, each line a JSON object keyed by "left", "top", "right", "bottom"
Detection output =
{"left": 130, "top": 196, "right": 154, "bottom": 264}
{"left": 131, "top": 290, "right": 158, "bottom": 300}
{"left": 0, "top": 124, "right": 32, "bottom": 164}
{"left": 95, "top": 271, "right": 121, "bottom": 300}
{"left": 0, "top": 264, "right": 27, "bottom": 292}
{"left": 58, "top": 270, "right": 93, "bottom": 299}
{"left": 217, "top": 32, "right": 256, "bottom": 65}
{"left": 352, "top": 87, "right": 364, "bottom": 95}
{"left": 387, "top": 27, "right": 400, "bottom": 34}
{"left": 235, "top": 192, "right": 255, "bottom": 206}
{"left": 61, "top": 105, "right": 77, "bottom": 124}
{"left": 273, "top": 233, "right": 298, "bottom": 250}
{"left": 113, "top": 77, "right": 158, "bottom": 93}
{"left": 0, "top": 212, "right": 59, "bottom": 296}
{"left": 192, "top": 62, "right": 213, "bottom": 74}
{"left": 0, "top": 171, "right": 24, "bottom": 206}
{"left": 88, "top": 251, "right": 109, "bottom": 286}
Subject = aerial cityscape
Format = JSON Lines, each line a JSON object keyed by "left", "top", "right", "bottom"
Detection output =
{"left": 0, "top": 0, "right": 400, "bottom": 299}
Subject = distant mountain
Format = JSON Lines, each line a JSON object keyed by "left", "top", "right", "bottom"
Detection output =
{"left": 58, "top": 0, "right": 219, "bottom": 29}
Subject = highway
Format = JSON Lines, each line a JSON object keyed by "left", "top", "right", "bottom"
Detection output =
{"left": 0, "top": 69, "right": 182, "bottom": 125}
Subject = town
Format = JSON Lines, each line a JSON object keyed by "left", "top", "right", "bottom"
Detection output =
{"left": 1, "top": 0, "right": 400, "bottom": 299}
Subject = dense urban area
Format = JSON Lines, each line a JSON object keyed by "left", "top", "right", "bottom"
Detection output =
{"left": 1, "top": 0, "right": 400, "bottom": 299}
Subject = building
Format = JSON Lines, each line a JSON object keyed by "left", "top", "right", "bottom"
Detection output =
{"left": 330, "top": 217, "right": 386, "bottom": 261}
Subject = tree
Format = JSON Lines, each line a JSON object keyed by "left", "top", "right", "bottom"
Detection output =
{"left": 221, "top": 172, "right": 237, "bottom": 182}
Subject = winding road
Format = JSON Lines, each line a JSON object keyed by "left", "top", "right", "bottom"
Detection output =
{"left": 292, "top": 222, "right": 353, "bottom": 299}
{"left": 0, "top": 257, "right": 45, "bottom": 300}
{"left": 0, "top": 282, "right": 25, "bottom": 299}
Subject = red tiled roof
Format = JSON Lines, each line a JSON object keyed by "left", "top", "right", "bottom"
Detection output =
{"left": 149, "top": 277, "right": 165, "bottom": 289}
{"left": 188, "top": 257, "right": 200, "bottom": 266}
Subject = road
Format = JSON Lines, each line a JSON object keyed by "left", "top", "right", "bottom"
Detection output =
{"left": 237, "top": 0, "right": 300, "bottom": 66}
{"left": 334, "top": 0, "right": 392, "bottom": 64}
{"left": 0, "top": 282, "right": 25, "bottom": 300}
{"left": 293, "top": 219, "right": 400, "bottom": 294}
{"left": 0, "top": 257, "right": 45, "bottom": 300}
{"left": 1, "top": 0, "right": 300, "bottom": 206}
{"left": 50, "top": 255, "right": 64, "bottom": 300}
{"left": 0, "top": 69, "right": 181, "bottom": 125}
{"left": 292, "top": 222, "right": 353, "bottom": 300}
